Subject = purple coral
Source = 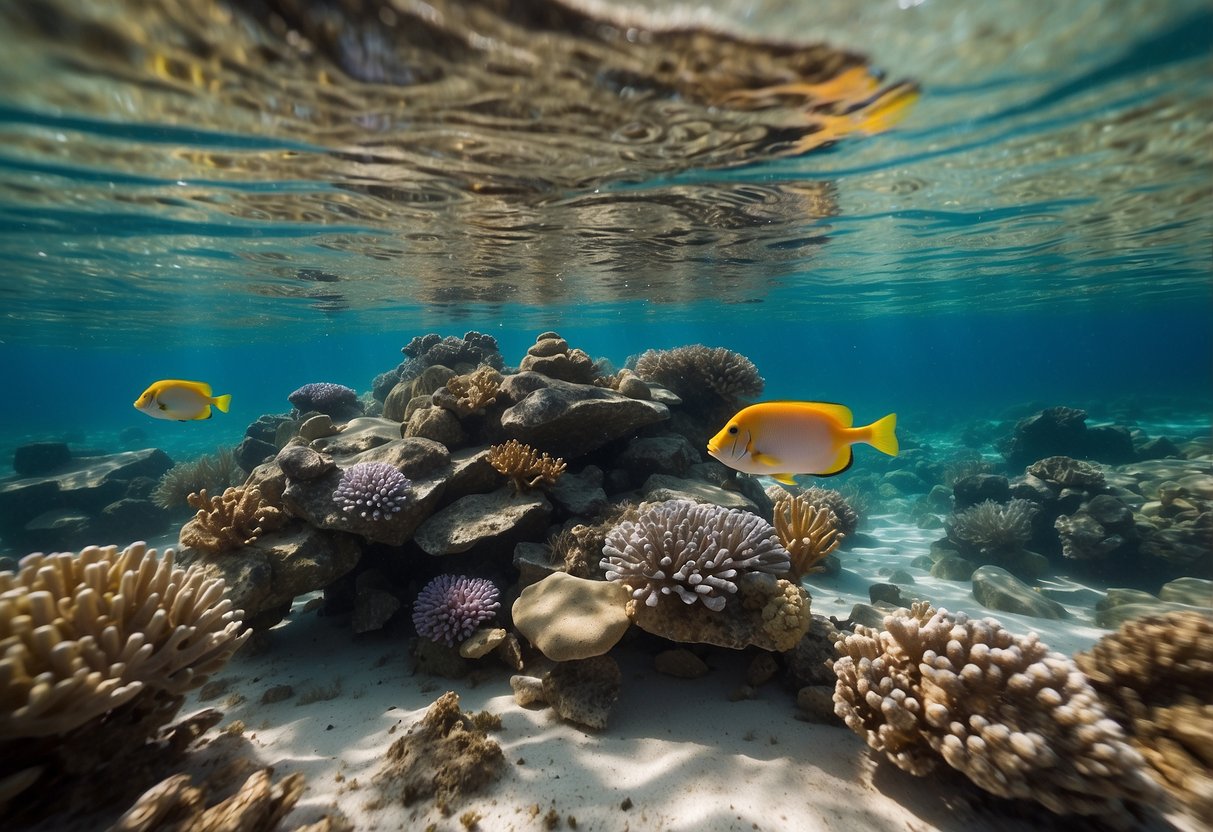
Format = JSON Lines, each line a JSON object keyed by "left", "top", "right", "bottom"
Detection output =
{"left": 332, "top": 462, "right": 411, "bottom": 520}
{"left": 288, "top": 382, "right": 362, "bottom": 418}
{"left": 411, "top": 575, "right": 501, "bottom": 646}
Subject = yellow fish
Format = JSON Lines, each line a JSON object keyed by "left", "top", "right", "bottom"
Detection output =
{"left": 134, "top": 379, "right": 231, "bottom": 421}
{"left": 707, "top": 401, "right": 898, "bottom": 484}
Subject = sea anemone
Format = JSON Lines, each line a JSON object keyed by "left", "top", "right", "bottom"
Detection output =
{"left": 411, "top": 575, "right": 501, "bottom": 647}
{"left": 332, "top": 462, "right": 412, "bottom": 520}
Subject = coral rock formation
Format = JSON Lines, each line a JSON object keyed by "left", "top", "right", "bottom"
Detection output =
{"left": 1076, "top": 610, "right": 1213, "bottom": 823}
{"left": 831, "top": 602, "right": 1159, "bottom": 817}
{"left": 375, "top": 691, "right": 504, "bottom": 808}
{"left": 511, "top": 571, "right": 631, "bottom": 661}
{"left": 632, "top": 345, "right": 763, "bottom": 409}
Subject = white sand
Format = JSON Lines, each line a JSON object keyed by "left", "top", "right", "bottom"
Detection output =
{"left": 164, "top": 515, "right": 1195, "bottom": 832}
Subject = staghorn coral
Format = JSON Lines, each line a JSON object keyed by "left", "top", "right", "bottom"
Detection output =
{"left": 412, "top": 575, "right": 501, "bottom": 648}
{"left": 946, "top": 498, "right": 1037, "bottom": 555}
{"left": 632, "top": 344, "right": 763, "bottom": 409}
{"left": 442, "top": 365, "right": 503, "bottom": 417}
{"left": 0, "top": 542, "right": 248, "bottom": 739}
{"left": 831, "top": 602, "right": 1159, "bottom": 817}
{"left": 601, "top": 499, "right": 790, "bottom": 612}
{"left": 152, "top": 446, "right": 245, "bottom": 510}
{"left": 180, "top": 486, "right": 287, "bottom": 553}
{"left": 1076, "top": 611, "right": 1213, "bottom": 823}
{"left": 772, "top": 491, "right": 843, "bottom": 578}
{"left": 332, "top": 461, "right": 412, "bottom": 521}
{"left": 487, "top": 439, "right": 566, "bottom": 491}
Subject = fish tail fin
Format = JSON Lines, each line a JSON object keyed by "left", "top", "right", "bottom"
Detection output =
{"left": 865, "top": 413, "right": 899, "bottom": 457}
{"left": 213, "top": 394, "right": 232, "bottom": 414}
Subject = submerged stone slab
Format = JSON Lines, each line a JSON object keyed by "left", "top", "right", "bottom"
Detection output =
{"left": 415, "top": 487, "right": 551, "bottom": 557}
{"left": 971, "top": 565, "right": 1068, "bottom": 619}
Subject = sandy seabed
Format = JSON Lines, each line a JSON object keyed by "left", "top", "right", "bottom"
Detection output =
{"left": 152, "top": 515, "right": 1198, "bottom": 832}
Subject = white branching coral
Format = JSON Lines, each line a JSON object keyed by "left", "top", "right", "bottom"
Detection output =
{"left": 600, "top": 499, "right": 790, "bottom": 612}
{"left": 0, "top": 542, "right": 248, "bottom": 739}
{"left": 831, "top": 602, "right": 1160, "bottom": 817}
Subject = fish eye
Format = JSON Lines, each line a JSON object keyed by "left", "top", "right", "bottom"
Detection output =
{"left": 727, "top": 426, "right": 738, "bottom": 435}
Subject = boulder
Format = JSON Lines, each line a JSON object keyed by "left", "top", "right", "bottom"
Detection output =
{"left": 498, "top": 373, "right": 668, "bottom": 458}
{"left": 971, "top": 565, "right": 1067, "bottom": 619}
{"left": 617, "top": 435, "right": 700, "bottom": 482}
{"left": 180, "top": 522, "right": 363, "bottom": 627}
{"left": 511, "top": 571, "right": 631, "bottom": 661}
{"left": 639, "top": 473, "right": 758, "bottom": 512}
{"left": 414, "top": 487, "right": 551, "bottom": 557}
{"left": 281, "top": 437, "right": 450, "bottom": 546}
{"left": 12, "top": 442, "right": 71, "bottom": 476}
{"left": 547, "top": 466, "right": 609, "bottom": 517}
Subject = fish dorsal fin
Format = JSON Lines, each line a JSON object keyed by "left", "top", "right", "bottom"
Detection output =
{"left": 787, "top": 400, "right": 853, "bottom": 427}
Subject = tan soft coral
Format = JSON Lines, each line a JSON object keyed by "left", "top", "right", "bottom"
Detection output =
{"left": 1076, "top": 610, "right": 1213, "bottom": 823}
{"left": 486, "top": 439, "right": 566, "bottom": 492}
{"left": 179, "top": 486, "right": 287, "bottom": 553}
{"left": 772, "top": 492, "right": 843, "bottom": 578}
{"left": 0, "top": 543, "right": 248, "bottom": 816}
{"left": 442, "top": 365, "right": 503, "bottom": 417}
{"left": 831, "top": 602, "right": 1159, "bottom": 818}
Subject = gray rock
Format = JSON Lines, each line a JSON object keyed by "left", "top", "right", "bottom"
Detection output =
{"left": 782, "top": 616, "right": 839, "bottom": 688}
{"left": 498, "top": 372, "right": 669, "bottom": 458}
{"left": 954, "top": 474, "right": 1011, "bottom": 510}
{"left": 971, "top": 565, "right": 1067, "bottom": 619}
{"left": 444, "top": 448, "right": 500, "bottom": 500}
{"left": 404, "top": 405, "right": 466, "bottom": 448}
{"left": 654, "top": 649, "right": 710, "bottom": 679}
{"left": 352, "top": 569, "right": 401, "bottom": 634}
{"left": 1158, "top": 576, "right": 1213, "bottom": 607}
{"left": 796, "top": 685, "right": 838, "bottom": 723}
{"left": 513, "top": 541, "right": 560, "bottom": 588}
{"left": 298, "top": 414, "right": 338, "bottom": 441}
{"left": 282, "top": 437, "right": 450, "bottom": 546}
{"left": 848, "top": 601, "right": 901, "bottom": 629}
{"left": 869, "top": 583, "right": 903, "bottom": 605}
{"left": 180, "top": 522, "right": 362, "bottom": 627}
{"left": 617, "top": 374, "right": 651, "bottom": 400}
{"left": 13, "top": 442, "right": 71, "bottom": 476}
{"left": 414, "top": 487, "right": 552, "bottom": 557}
{"left": 617, "top": 435, "right": 699, "bottom": 481}
{"left": 548, "top": 467, "right": 609, "bottom": 516}
{"left": 0, "top": 448, "right": 173, "bottom": 530}
{"left": 887, "top": 569, "right": 917, "bottom": 585}
{"left": 883, "top": 469, "right": 927, "bottom": 494}
{"left": 909, "top": 554, "right": 934, "bottom": 570}
{"left": 930, "top": 555, "right": 976, "bottom": 581}
{"left": 310, "top": 417, "right": 403, "bottom": 456}
{"left": 275, "top": 444, "right": 335, "bottom": 481}
{"left": 640, "top": 473, "right": 758, "bottom": 512}
{"left": 993, "top": 548, "right": 1051, "bottom": 580}
{"left": 236, "top": 436, "right": 279, "bottom": 472}
{"left": 22, "top": 509, "right": 93, "bottom": 551}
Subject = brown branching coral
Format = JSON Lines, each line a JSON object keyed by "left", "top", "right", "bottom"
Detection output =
{"left": 1076, "top": 611, "right": 1213, "bottom": 823}
{"left": 0, "top": 543, "right": 248, "bottom": 816}
{"left": 831, "top": 602, "right": 1160, "bottom": 817}
{"left": 443, "top": 365, "right": 503, "bottom": 417}
{"left": 179, "top": 486, "right": 287, "bottom": 553}
{"left": 487, "top": 440, "right": 566, "bottom": 492}
{"left": 772, "top": 491, "right": 843, "bottom": 578}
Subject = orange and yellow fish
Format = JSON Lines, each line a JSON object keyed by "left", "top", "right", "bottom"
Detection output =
{"left": 134, "top": 379, "right": 231, "bottom": 422}
{"left": 707, "top": 401, "right": 898, "bottom": 484}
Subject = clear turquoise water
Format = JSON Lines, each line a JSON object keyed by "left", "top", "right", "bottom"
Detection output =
{"left": 0, "top": 0, "right": 1209, "bottom": 475}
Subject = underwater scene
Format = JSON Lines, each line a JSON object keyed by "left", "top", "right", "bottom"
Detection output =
{"left": 1, "top": 0, "right": 1210, "bottom": 830}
